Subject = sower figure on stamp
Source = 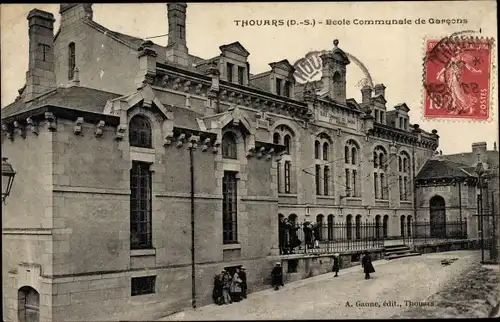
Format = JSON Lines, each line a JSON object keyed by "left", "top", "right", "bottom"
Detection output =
{"left": 332, "top": 253, "right": 340, "bottom": 277}
{"left": 271, "top": 262, "right": 284, "bottom": 291}
{"left": 362, "top": 251, "right": 375, "bottom": 279}
{"left": 436, "top": 46, "right": 483, "bottom": 115}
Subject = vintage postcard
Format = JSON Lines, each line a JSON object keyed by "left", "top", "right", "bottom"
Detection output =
{"left": 1, "top": 1, "right": 499, "bottom": 321}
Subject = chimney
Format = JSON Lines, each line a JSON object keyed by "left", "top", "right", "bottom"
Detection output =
{"left": 472, "top": 142, "right": 488, "bottom": 167}
{"left": 59, "top": 4, "right": 93, "bottom": 26}
{"left": 166, "top": 3, "right": 189, "bottom": 66}
{"left": 135, "top": 40, "right": 157, "bottom": 89}
{"left": 373, "top": 84, "right": 386, "bottom": 97}
{"left": 24, "top": 9, "right": 56, "bottom": 102}
{"left": 361, "top": 85, "right": 372, "bottom": 104}
{"left": 494, "top": 142, "right": 497, "bottom": 151}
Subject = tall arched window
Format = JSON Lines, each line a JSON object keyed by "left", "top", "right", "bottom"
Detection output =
{"left": 18, "top": 286, "right": 39, "bottom": 322}
{"left": 355, "top": 215, "right": 362, "bottom": 240}
{"left": 383, "top": 215, "right": 389, "bottom": 238}
{"left": 346, "top": 215, "right": 353, "bottom": 240}
{"left": 274, "top": 126, "right": 295, "bottom": 194}
{"left": 374, "top": 146, "right": 388, "bottom": 200}
{"left": 273, "top": 132, "right": 280, "bottom": 144}
{"left": 400, "top": 215, "right": 406, "bottom": 237}
{"left": 399, "top": 151, "right": 411, "bottom": 201}
{"left": 316, "top": 214, "right": 324, "bottom": 241}
{"left": 315, "top": 141, "right": 321, "bottom": 159}
{"left": 322, "top": 142, "right": 329, "bottom": 161}
{"left": 129, "top": 115, "right": 152, "bottom": 148}
{"left": 327, "top": 214, "right": 334, "bottom": 240}
{"left": 284, "top": 135, "right": 291, "bottom": 155}
{"left": 345, "top": 140, "right": 360, "bottom": 197}
{"left": 68, "top": 42, "right": 76, "bottom": 80}
{"left": 222, "top": 131, "right": 237, "bottom": 159}
{"left": 430, "top": 195, "right": 446, "bottom": 238}
{"left": 375, "top": 215, "right": 381, "bottom": 239}
{"left": 344, "top": 146, "right": 350, "bottom": 163}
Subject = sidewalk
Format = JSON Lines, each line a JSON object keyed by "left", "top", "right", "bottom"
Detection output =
{"left": 158, "top": 251, "right": 481, "bottom": 320}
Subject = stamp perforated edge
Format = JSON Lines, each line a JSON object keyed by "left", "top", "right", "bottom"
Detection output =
{"left": 420, "top": 32, "right": 496, "bottom": 124}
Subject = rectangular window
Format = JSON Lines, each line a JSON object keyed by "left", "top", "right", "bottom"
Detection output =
{"left": 324, "top": 166, "right": 329, "bottom": 196}
{"left": 237, "top": 66, "right": 245, "bottom": 85}
{"left": 404, "top": 118, "right": 408, "bottom": 130}
{"left": 287, "top": 259, "right": 299, "bottom": 273}
{"left": 227, "top": 63, "right": 234, "bottom": 83}
{"left": 284, "top": 161, "right": 291, "bottom": 193}
{"left": 380, "top": 173, "right": 386, "bottom": 199}
{"left": 403, "top": 177, "right": 408, "bottom": 200}
{"left": 352, "top": 170, "right": 357, "bottom": 197}
{"left": 276, "top": 78, "right": 282, "bottom": 96}
{"left": 284, "top": 81, "right": 291, "bottom": 97}
{"left": 223, "top": 171, "right": 238, "bottom": 244}
{"left": 399, "top": 117, "right": 403, "bottom": 129}
{"left": 345, "top": 169, "right": 351, "bottom": 197}
{"left": 374, "top": 110, "right": 379, "bottom": 123}
{"left": 131, "top": 276, "right": 156, "bottom": 296}
{"left": 68, "top": 43, "right": 76, "bottom": 80}
{"left": 277, "top": 162, "right": 282, "bottom": 193}
{"left": 399, "top": 176, "right": 403, "bottom": 200}
{"left": 316, "top": 165, "right": 321, "bottom": 195}
{"left": 130, "top": 161, "right": 152, "bottom": 249}
{"left": 380, "top": 111, "right": 384, "bottom": 123}
{"left": 374, "top": 173, "right": 379, "bottom": 199}
{"left": 178, "top": 24, "right": 185, "bottom": 39}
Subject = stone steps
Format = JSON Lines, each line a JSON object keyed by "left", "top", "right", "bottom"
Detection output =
{"left": 384, "top": 244, "right": 422, "bottom": 260}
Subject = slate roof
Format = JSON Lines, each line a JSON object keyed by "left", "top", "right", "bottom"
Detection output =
{"left": 1, "top": 87, "right": 120, "bottom": 120}
{"left": 416, "top": 158, "right": 472, "bottom": 180}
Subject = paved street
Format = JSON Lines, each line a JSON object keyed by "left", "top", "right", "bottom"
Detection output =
{"left": 159, "top": 250, "right": 485, "bottom": 320}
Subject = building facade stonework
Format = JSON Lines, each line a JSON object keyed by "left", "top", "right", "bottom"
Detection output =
{"left": 0, "top": 4, "right": 456, "bottom": 321}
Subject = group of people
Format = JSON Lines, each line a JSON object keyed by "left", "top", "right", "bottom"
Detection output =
{"left": 212, "top": 252, "right": 375, "bottom": 305}
{"left": 279, "top": 217, "right": 324, "bottom": 255}
{"left": 212, "top": 267, "right": 247, "bottom": 305}
{"left": 332, "top": 251, "right": 376, "bottom": 280}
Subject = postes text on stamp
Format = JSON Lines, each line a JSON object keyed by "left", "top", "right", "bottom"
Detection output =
{"left": 423, "top": 37, "right": 493, "bottom": 120}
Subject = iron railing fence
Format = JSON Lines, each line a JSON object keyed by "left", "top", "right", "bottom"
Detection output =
{"left": 401, "top": 219, "right": 468, "bottom": 245}
{"left": 278, "top": 220, "right": 385, "bottom": 255}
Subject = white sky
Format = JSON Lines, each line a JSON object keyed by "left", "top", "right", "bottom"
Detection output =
{"left": 1, "top": 2, "right": 498, "bottom": 154}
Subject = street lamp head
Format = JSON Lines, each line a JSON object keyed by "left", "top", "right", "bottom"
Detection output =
{"left": 475, "top": 162, "right": 485, "bottom": 176}
{"left": 1, "top": 157, "right": 16, "bottom": 204}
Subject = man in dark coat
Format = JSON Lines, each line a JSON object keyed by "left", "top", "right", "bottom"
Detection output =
{"left": 288, "top": 223, "right": 301, "bottom": 253}
{"left": 271, "top": 262, "right": 284, "bottom": 290}
{"left": 240, "top": 267, "right": 248, "bottom": 299}
{"left": 332, "top": 253, "right": 340, "bottom": 277}
{"left": 362, "top": 251, "right": 375, "bottom": 279}
{"left": 313, "top": 223, "right": 321, "bottom": 248}
{"left": 212, "top": 273, "right": 223, "bottom": 305}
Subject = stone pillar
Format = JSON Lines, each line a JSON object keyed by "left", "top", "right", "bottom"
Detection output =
{"left": 166, "top": 3, "right": 189, "bottom": 66}
{"left": 135, "top": 40, "right": 157, "bottom": 89}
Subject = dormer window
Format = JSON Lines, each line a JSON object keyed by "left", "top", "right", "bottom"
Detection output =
{"left": 374, "top": 110, "right": 379, "bottom": 122}
{"left": 380, "top": 111, "right": 385, "bottom": 123}
{"left": 237, "top": 66, "right": 245, "bottom": 85}
{"left": 284, "top": 81, "right": 291, "bottom": 98}
{"left": 276, "top": 78, "right": 282, "bottom": 96}
{"left": 227, "top": 63, "right": 234, "bottom": 83}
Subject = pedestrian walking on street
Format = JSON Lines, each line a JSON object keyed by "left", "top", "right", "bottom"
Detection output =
{"left": 271, "top": 262, "right": 284, "bottom": 290}
{"left": 361, "top": 251, "right": 375, "bottom": 279}
{"left": 231, "top": 268, "right": 244, "bottom": 302}
{"left": 332, "top": 253, "right": 340, "bottom": 277}
{"left": 221, "top": 270, "right": 232, "bottom": 304}
{"left": 212, "top": 273, "right": 223, "bottom": 305}
{"left": 240, "top": 267, "right": 248, "bottom": 299}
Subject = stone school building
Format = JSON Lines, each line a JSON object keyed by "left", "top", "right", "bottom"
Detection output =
{"left": 1, "top": 3, "right": 478, "bottom": 321}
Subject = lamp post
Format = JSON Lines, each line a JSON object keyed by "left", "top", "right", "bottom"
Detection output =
{"left": 475, "top": 162, "right": 485, "bottom": 263}
{"left": 411, "top": 125, "right": 422, "bottom": 222}
{"left": 2, "top": 157, "right": 16, "bottom": 204}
